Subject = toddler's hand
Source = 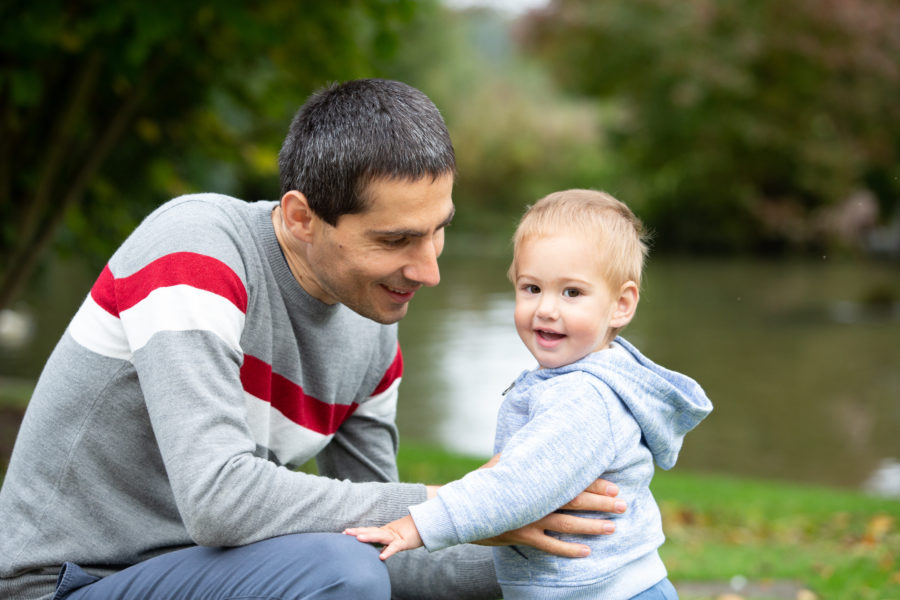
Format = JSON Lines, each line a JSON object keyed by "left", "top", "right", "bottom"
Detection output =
{"left": 344, "top": 514, "right": 423, "bottom": 560}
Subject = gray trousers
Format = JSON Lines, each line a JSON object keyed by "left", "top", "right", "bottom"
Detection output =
{"left": 54, "top": 533, "right": 389, "bottom": 600}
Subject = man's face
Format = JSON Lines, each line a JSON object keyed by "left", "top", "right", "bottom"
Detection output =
{"left": 306, "top": 174, "right": 455, "bottom": 324}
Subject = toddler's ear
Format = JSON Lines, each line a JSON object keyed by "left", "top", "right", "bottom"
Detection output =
{"left": 610, "top": 281, "right": 639, "bottom": 329}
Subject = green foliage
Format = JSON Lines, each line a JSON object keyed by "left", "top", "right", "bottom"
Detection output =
{"left": 0, "top": 377, "right": 32, "bottom": 411}
{"left": 387, "top": 7, "right": 614, "bottom": 235}
{"left": 0, "top": 0, "right": 424, "bottom": 309}
{"left": 522, "top": 0, "right": 900, "bottom": 253}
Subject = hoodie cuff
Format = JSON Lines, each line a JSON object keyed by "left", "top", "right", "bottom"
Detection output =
{"left": 408, "top": 496, "right": 461, "bottom": 552}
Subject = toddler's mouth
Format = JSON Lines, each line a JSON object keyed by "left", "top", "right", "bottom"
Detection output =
{"left": 536, "top": 329, "right": 565, "bottom": 342}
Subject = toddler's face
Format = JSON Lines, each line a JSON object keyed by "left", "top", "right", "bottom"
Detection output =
{"left": 513, "top": 234, "right": 618, "bottom": 369}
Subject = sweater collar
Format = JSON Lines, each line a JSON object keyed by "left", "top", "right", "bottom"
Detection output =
{"left": 255, "top": 200, "right": 339, "bottom": 320}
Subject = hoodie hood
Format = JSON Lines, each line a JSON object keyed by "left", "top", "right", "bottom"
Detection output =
{"left": 541, "top": 336, "right": 713, "bottom": 470}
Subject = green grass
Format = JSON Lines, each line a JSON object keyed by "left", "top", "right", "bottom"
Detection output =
{"left": 398, "top": 443, "right": 900, "bottom": 600}
{"left": 654, "top": 471, "right": 900, "bottom": 599}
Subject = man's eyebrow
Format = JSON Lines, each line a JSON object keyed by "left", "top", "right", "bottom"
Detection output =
{"left": 439, "top": 205, "right": 456, "bottom": 228}
{"left": 370, "top": 205, "right": 456, "bottom": 238}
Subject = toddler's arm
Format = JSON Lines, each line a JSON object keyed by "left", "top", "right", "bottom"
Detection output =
{"left": 344, "top": 514, "right": 423, "bottom": 560}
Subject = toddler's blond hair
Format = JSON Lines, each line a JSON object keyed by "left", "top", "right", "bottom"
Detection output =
{"left": 508, "top": 189, "right": 649, "bottom": 291}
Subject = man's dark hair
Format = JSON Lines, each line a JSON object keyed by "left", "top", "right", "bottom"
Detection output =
{"left": 278, "top": 79, "right": 456, "bottom": 225}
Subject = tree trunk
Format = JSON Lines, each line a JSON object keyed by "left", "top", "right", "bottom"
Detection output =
{"left": 0, "top": 54, "right": 164, "bottom": 312}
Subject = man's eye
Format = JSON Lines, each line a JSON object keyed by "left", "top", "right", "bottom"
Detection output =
{"left": 382, "top": 237, "right": 408, "bottom": 248}
{"left": 563, "top": 288, "right": 581, "bottom": 298}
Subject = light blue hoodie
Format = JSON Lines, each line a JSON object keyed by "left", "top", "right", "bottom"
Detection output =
{"left": 408, "top": 337, "right": 713, "bottom": 599}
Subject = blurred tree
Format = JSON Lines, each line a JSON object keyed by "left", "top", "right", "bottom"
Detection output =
{"left": 0, "top": 0, "right": 421, "bottom": 311}
{"left": 388, "top": 6, "right": 613, "bottom": 238}
{"left": 521, "top": 0, "right": 900, "bottom": 252}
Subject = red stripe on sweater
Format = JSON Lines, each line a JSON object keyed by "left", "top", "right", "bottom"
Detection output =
{"left": 240, "top": 354, "right": 358, "bottom": 435}
{"left": 91, "top": 265, "right": 119, "bottom": 316}
{"left": 372, "top": 343, "right": 403, "bottom": 396}
{"left": 89, "top": 253, "right": 248, "bottom": 317}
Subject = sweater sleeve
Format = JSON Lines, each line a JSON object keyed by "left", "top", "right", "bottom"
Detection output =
{"left": 317, "top": 343, "right": 403, "bottom": 483}
{"left": 110, "top": 202, "right": 425, "bottom": 546}
{"left": 409, "top": 374, "right": 618, "bottom": 551}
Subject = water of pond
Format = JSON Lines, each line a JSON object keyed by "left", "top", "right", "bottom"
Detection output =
{"left": 2, "top": 250, "right": 898, "bottom": 493}
{"left": 395, "top": 246, "right": 900, "bottom": 493}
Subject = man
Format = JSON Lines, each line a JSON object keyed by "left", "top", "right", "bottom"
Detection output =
{"left": 0, "top": 79, "right": 625, "bottom": 600}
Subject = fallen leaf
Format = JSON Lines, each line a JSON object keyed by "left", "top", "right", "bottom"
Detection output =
{"left": 865, "top": 514, "right": 895, "bottom": 542}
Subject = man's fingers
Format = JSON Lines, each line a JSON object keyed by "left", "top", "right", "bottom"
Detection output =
{"left": 559, "top": 490, "right": 627, "bottom": 513}
{"left": 473, "top": 513, "right": 615, "bottom": 556}
{"left": 522, "top": 517, "right": 591, "bottom": 558}
{"left": 539, "top": 512, "right": 616, "bottom": 536}
{"left": 517, "top": 526, "right": 591, "bottom": 558}
{"left": 585, "top": 478, "right": 619, "bottom": 497}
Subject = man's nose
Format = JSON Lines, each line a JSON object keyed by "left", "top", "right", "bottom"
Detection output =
{"left": 404, "top": 239, "right": 441, "bottom": 287}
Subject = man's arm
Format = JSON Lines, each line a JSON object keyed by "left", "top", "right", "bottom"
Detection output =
{"left": 316, "top": 401, "right": 401, "bottom": 484}
{"left": 317, "top": 340, "right": 404, "bottom": 483}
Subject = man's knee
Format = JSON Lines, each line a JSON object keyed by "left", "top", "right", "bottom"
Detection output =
{"left": 294, "top": 533, "right": 390, "bottom": 599}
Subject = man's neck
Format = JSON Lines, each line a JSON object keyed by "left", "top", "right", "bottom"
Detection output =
{"left": 270, "top": 206, "right": 334, "bottom": 304}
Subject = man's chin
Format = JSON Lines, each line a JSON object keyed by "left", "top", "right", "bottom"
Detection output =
{"left": 377, "top": 304, "right": 409, "bottom": 325}
{"left": 350, "top": 302, "right": 409, "bottom": 325}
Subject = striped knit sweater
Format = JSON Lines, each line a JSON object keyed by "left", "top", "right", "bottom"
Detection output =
{"left": 0, "top": 194, "right": 439, "bottom": 599}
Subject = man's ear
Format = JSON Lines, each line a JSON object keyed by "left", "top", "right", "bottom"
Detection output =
{"left": 610, "top": 281, "right": 639, "bottom": 329}
{"left": 280, "top": 191, "right": 317, "bottom": 243}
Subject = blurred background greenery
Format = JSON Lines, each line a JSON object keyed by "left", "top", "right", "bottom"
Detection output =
{"left": 2, "top": 0, "right": 899, "bottom": 308}
{"left": 3, "top": 0, "right": 900, "bottom": 471}
{"left": 3, "top": 0, "right": 900, "bottom": 479}
{"left": 2, "top": 0, "right": 899, "bottom": 596}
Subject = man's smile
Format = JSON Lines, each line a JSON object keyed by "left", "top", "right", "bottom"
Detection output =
{"left": 382, "top": 284, "right": 418, "bottom": 303}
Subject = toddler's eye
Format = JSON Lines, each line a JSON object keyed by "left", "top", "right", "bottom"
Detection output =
{"left": 523, "top": 284, "right": 541, "bottom": 294}
{"left": 563, "top": 288, "right": 581, "bottom": 298}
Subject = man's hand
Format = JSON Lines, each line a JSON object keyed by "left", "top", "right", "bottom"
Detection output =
{"left": 474, "top": 478, "right": 627, "bottom": 558}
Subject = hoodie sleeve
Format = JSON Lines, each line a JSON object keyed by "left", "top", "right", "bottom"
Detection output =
{"left": 409, "top": 374, "right": 623, "bottom": 551}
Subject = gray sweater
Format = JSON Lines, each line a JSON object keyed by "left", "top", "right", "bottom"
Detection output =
{"left": 409, "top": 339, "right": 712, "bottom": 599}
{"left": 0, "top": 194, "right": 497, "bottom": 600}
